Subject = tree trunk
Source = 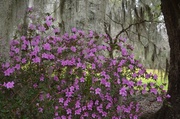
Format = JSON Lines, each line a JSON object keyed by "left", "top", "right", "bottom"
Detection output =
{"left": 149, "top": 0, "right": 180, "bottom": 118}
{"left": 0, "top": 0, "right": 28, "bottom": 61}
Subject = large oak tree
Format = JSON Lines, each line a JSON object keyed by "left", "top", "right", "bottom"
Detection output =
{"left": 150, "top": 0, "right": 180, "bottom": 118}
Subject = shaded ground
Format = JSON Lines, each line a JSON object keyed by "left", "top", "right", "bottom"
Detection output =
{"left": 134, "top": 93, "right": 163, "bottom": 119}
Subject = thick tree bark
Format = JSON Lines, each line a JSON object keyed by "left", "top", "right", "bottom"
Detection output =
{"left": 148, "top": 0, "right": 180, "bottom": 119}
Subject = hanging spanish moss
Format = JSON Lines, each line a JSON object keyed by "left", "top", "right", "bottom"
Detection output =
{"left": 0, "top": 0, "right": 169, "bottom": 72}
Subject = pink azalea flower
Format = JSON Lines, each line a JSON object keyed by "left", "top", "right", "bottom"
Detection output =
{"left": 95, "top": 88, "right": 101, "bottom": 95}
{"left": 65, "top": 91, "right": 73, "bottom": 98}
{"left": 59, "top": 98, "right": 64, "bottom": 103}
{"left": 118, "top": 60, "right": 126, "bottom": 66}
{"left": 116, "top": 105, "right": 121, "bottom": 112}
{"left": 75, "top": 108, "right": 81, "bottom": 115}
{"left": 121, "top": 48, "right": 128, "bottom": 56}
{"left": 38, "top": 107, "right": 43, "bottom": 113}
{"left": 71, "top": 27, "right": 77, "bottom": 33}
{"left": 55, "top": 112, "right": 58, "bottom": 116}
{"left": 95, "top": 100, "right": 99, "bottom": 105}
{"left": 42, "top": 53, "right": 49, "bottom": 59}
{"left": 150, "top": 88, "right": 158, "bottom": 95}
{"left": 45, "top": 16, "right": 52, "bottom": 21}
{"left": 153, "top": 74, "right": 158, "bottom": 80}
{"left": 15, "top": 64, "right": 20, "bottom": 70}
{"left": 75, "top": 100, "right": 81, "bottom": 108}
{"left": 15, "top": 56, "right": 21, "bottom": 62}
{"left": 145, "top": 74, "right": 150, "bottom": 79}
{"left": 2, "top": 62, "right": 10, "bottom": 68}
{"left": 117, "top": 79, "right": 121, "bottom": 84}
{"left": 71, "top": 34, "right": 77, "bottom": 40}
{"left": 132, "top": 73, "right": 137, "bottom": 78}
{"left": 142, "top": 89, "right": 147, "bottom": 94}
{"left": 5, "top": 81, "right": 14, "bottom": 89}
{"left": 43, "top": 43, "right": 51, "bottom": 51}
{"left": 21, "top": 44, "right": 27, "bottom": 50}
{"left": 49, "top": 54, "right": 55, "bottom": 60}
{"left": 33, "top": 83, "right": 38, "bottom": 88}
{"left": 166, "top": 94, "right": 171, "bottom": 98}
{"left": 84, "top": 112, "right": 89, "bottom": 117}
{"left": 106, "top": 103, "right": 112, "bottom": 109}
{"left": 61, "top": 115, "right": 66, "bottom": 119}
{"left": 138, "top": 63, "right": 143, "bottom": 68}
{"left": 129, "top": 64, "right": 134, "bottom": 70}
{"left": 46, "top": 20, "right": 52, "bottom": 27}
{"left": 4, "top": 68, "right": 14, "bottom": 76}
{"left": 119, "top": 87, "right": 127, "bottom": 97}
{"left": 57, "top": 47, "right": 64, "bottom": 54}
{"left": 78, "top": 30, "right": 85, "bottom": 36}
{"left": 54, "top": 28, "right": 60, "bottom": 33}
{"left": 128, "top": 81, "right": 134, "bottom": 87}
{"left": 54, "top": 76, "right": 59, "bottom": 81}
{"left": 92, "top": 113, "right": 96, "bottom": 118}
{"left": 157, "top": 96, "right": 162, "bottom": 102}
{"left": 61, "top": 60, "right": 68, "bottom": 66}
{"left": 29, "top": 23, "right": 36, "bottom": 30}
{"left": 21, "top": 36, "right": 26, "bottom": 41}
{"left": 40, "top": 75, "right": 44, "bottom": 81}
{"left": 137, "top": 80, "right": 142, "bottom": 86}
{"left": 80, "top": 77, "right": 85, "bottom": 82}
{"left": 76, "top": 62, "right": 82, "bottom": 68}
{"left": 34, "top": 46, "right": 40, "bottom": 53}
{"left": 68, "top": 116, "right": 71, "bottom": 119}
{"left": 87, "top": 101, "right": 93, "bottom": 110}
{"left": 89, "top": 33, "right": 93, "bottom": 38}
{"left": 14, "top": 48, "right": 20, "bottom": 54}
{"left": 88, "top": 39, "right": 94, "bottom": 46}
{"left": 82, "top": 106, "right": 87, "bottom": 111}
{"left": 66, "top": 108, "right": 72, "bottom": 114}
{"left": 82, "top": 64, "right": 86, "bottom": 69}
{"left": 111, "top": 59, "right": 117, "bottom": 65}
{"left": 112, "top": 116, "right": 119, "bottom": 119}
{"left": 105, "top": 82, "right": 110, "bottom": 88}
{"left": 133, "top": 115, "right": 138, "bottom": 119}
{"left": 64, "top": 100, "right": 69, "bottom": 107}
{"left": 32, "top": 56, "right": 41, "bottom": 63}
{"left": 97, "top": 104, "right": 103, "bottom": 113}
{"left": 102, "top": 111, "right": 107, "bottom": 117}
{"left": 38, "top": 25, "right": 46, "bottom": 32}
{"left": 21, "top": 58, "right": 27, "bottom": 64}
{"left": 46, "top": 93, "right": 51, "bottom": 99}
{"left": 70, "top": 46, "right": 76, "bottom": 52}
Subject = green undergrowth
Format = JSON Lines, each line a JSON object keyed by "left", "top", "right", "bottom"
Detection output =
{"left": 144, "top": 69, "right": 168, "bottom": 90}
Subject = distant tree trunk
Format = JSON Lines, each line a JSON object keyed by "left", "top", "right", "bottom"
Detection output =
{"left": 0, "top": 0, "right": 28, "bottom": 61}
{"left": 150, "top": 0, "right": 180, "bottom": 118}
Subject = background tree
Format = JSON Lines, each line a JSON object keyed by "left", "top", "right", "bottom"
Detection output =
{"left": 104, "top": 0, "right": 169, "bottom": 71}
{"left": 0, "top": 0, "right": 169, "bottom": 73}
{"left": 0, "top": 0, "right": 28, "bottom": 61}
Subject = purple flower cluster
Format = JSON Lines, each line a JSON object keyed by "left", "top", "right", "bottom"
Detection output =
{"left": 0, "top": 10, "right": 169, "bottom": 118}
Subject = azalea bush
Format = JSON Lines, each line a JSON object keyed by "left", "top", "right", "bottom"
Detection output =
{"left": 0, "top": 8, "right": 170, "bottom": 119}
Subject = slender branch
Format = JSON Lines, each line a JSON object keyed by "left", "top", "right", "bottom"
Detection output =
{"left": 115, "top": 19, "right": 157, "bottom": 40}
{"left": 104, "top": 22, "right": 114, "bottom": 58}
{"left": 106, "top": 13, "right": 164, "bottom": 43}
{"left": 106, "top": 14, "right": 123, "bottom": 25}
{"left": 127, "top": 30, "right": 149, "bottom": 40}
{"left": 104, "top": 22, "right": 113, "bottom": 42}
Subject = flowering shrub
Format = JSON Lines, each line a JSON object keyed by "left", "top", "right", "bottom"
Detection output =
{"left": 0, "top": 9, "right": 169, "bottom": 119}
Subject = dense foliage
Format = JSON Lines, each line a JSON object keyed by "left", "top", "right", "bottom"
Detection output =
{"left": 0, "top": 9, "right": 169, "bottom": 119}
